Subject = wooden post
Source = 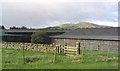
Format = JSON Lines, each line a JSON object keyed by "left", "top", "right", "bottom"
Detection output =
{"left": 58, "top": 44, "right": 61, "bottom": 54}
{"left": 64, "top": 45, "right": 67, "bottom": 54}
{"left": 107, "top": 42, "right": 110, "bottom": 58}
{"left": 53, "top": 47, "right": 57, "bottom": 63}
{"left": 22, "top": 43, "right": 26, "bottom": 64}
{"left": 56, "top": 45, "right": 59, "bottom": 54}
{"left": 76, "top": 42, "right": 80, "bottom": 55}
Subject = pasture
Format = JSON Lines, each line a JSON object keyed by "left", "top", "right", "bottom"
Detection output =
{"left": 2, "top": 48, "right": 118, "bottom": 69}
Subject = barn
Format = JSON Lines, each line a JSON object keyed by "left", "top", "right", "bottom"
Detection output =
{"left": 2, "top": 29, "right": 65, "bottom": 42}
{"left": 1, "top": 27, "right": 120, "bottom": 52}
{"left": 50, "top": 27, "right": 120, "bottom": 52}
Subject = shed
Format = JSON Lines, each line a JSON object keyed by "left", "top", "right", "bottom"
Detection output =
{"left": 1, "top": 34, "right": 29, "bottom": 42}
{"left": 50, "top": 27, "right": 120, "bottom": 52}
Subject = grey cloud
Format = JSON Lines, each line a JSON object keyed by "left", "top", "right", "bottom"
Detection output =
{"left": 2, "top": 2, "right": 118, "bottom": 28}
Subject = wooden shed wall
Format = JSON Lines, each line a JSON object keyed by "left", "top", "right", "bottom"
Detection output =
{"left": 51, "top": 38, "right": 119, "bottom": 52}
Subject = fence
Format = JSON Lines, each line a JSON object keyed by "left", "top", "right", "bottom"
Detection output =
{"left": 64, "top": 42, "right": 80, "bottom": 55}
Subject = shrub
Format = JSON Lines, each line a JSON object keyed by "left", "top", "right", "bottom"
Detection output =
{"left": 31, "top": 32, "right": 50, "bottom": 44}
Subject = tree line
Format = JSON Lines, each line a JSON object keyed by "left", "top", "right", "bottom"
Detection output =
{"left": 0, "top": 25, "right": 34, "bottom": 30}
{"left": 0, "top": 25, "right": 71, "bottom": 30}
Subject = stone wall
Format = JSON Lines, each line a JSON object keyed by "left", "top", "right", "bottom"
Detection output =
{"left": 1, "top": 42, "right": 57, "bottom": 53}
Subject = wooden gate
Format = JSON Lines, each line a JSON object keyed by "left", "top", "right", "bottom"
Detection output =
{"left": 64, "top": 42, "right": 80, "bottom": 56}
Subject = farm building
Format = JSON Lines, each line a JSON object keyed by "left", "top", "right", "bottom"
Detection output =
{"left": 1, "top": 29, "right": 65, "bottom": 42}
{"left": 1, "top": 33, "right": 29, "bottom": 42}
{"left": 1, "top": 29, "right": 37, "bottom": 42}
{"left": 1, "top": 27, "right": 120, "bottom": 52}
{"left": 50, "top": 27, "right": 120, "bottom": 52}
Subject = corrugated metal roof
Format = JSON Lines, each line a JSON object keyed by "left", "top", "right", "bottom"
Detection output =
{"left": 50, "top": 34, "right": 120, "bottom": 40}
{"left": 50, "top": 27, "right": 120, "bottom": 40}
{"left": 2, "top": 29, "right": 37, "bottom": 33}
{"left": 63, "top": 27, "right": 118, "bottom": 36}
{"left": 0, "top": 34, "right": 25, "bottom": 36}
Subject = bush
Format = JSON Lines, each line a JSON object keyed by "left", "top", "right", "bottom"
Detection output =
{"left": 31, "top": 32, "right": 50, "bottom": 44}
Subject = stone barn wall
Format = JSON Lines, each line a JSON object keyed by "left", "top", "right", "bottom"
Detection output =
{"left": 51, "top": 38, "right": 119, "bottom": 52}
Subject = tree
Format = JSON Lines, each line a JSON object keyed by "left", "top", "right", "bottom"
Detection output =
{"left": 31, "top": 32, "right": 50, "bottom": 44}
{"left": 0, "top": 25, "right": 5, "bottom": 29}
{"left": 21, "top": 26, "right": 27, "bottom": 29}
{"left": 9, "top": 26, "right": 28, "bottom": 29}
{"left": 9, "top": 26, "right": 17, "bottom": 29}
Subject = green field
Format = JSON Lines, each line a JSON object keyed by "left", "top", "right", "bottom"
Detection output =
{"left": 2, "top": 48, "right": 118, "bottom": 69}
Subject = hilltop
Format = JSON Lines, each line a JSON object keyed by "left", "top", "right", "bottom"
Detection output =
{"left": 38, "top": 22, "right": 112, "bottom": 31}
{"left": 58, "top": 22, "right": 111, "bottom": 30}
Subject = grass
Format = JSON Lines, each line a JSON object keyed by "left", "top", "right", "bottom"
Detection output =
{"left": 2, "top": 48, "right": 118, "bottom": 69}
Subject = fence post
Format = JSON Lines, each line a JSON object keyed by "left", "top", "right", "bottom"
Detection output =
{"left": 56, "top": 45, "right": 59, "bottom": 54}
{"left": 64, "top": 45, "right": 67, "bottom": 54}
{"left": 58, "top": 44, "right": 61, "bottom": 54}
{"left": 22, "top": 43, "right": 26, "bottom": 64}
{"left": 107, "top": 43, "right": 110, "bottom": 58}
{"left": 76, "top": 42, "right": 80, "bottom": 55}
{"left": 53, "top": 47, "right": 57, "bottom": 63}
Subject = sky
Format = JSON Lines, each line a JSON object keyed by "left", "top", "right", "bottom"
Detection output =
{"left": 0, "top": 0, "right": 119, "bottom": 29}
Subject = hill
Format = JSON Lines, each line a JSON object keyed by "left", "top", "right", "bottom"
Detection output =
{"left": 58, "top": 22, "right": 112, "bottom": 30}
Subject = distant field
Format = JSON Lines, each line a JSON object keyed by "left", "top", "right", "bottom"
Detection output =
{"left": 2, "top": 48, "right": 118, "bottom": 69}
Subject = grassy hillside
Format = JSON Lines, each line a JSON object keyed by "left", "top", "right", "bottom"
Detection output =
{"left": 58, "top": 22, "right": 111, "bottom": 30}
{"left": 37, "top": 22, "right": 111, "bottom": 31}
{"left": 2, "top": 48, "right": 118, "bottom": 69}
